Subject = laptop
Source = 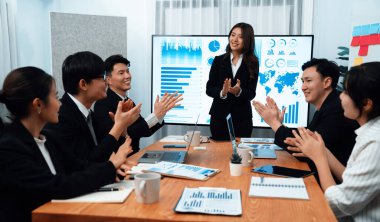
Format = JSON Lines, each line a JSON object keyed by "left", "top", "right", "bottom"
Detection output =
{"left": 226, "top": 114, "right": 277, "bottom": 159}
{"left": 138, "top": 115, "right": 200, "bottom": 164}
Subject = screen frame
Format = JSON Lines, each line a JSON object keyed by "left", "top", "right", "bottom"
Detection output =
{"left": 151, "top": 34, "right": 314, "bottom": 128}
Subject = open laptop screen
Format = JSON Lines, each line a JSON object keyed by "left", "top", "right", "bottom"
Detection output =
{"left": 226, "top": 114, "right": 237, "bottom": 150}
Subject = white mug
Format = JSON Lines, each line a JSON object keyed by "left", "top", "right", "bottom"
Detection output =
{"left": 134, "top": 173, "right": 161, "bottom": 204}
{"left": 184, "top": 131, "right": 201, "bottom": 146}
{"left": 237, "top": 147, "right": 254, "bottom": 167}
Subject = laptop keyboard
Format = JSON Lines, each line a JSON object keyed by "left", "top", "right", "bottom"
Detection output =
{"left": 161, "top": 152, "right": 181, "bottom": 161}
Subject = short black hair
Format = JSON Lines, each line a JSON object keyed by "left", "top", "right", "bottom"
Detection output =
{"left": 105, "top": 54, "right": 130, "bottom": 76}
{"left": 344, "top": 62, "right": 380, "bottom": 121}
{"left": 302, "top": 58, "right": 340, "bottom": 88}
{"left": 62, "top": 51, "right": 105, "bottom": 95}
{"left": 0, "top": 66, "right": 54, "bottom": 120}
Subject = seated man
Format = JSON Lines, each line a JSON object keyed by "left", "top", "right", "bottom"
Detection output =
{"left": 45, "top": 51, "right": 141, "bottom": 168}
{"left": 253, "top": 58, "right": 359, "bottom": 172}
{"left": 93, "top": 54, "right": 182, "bottom": 155}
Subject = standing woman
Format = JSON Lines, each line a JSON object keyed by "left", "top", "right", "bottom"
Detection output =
{"left": 290, "top": 62, "right": 380, "bottom": 220}
{"left": 206, "top": 22, "right": 259, "bottom": 140}
{"left": 0, "top": 67, "right": 132, "bottom": 222}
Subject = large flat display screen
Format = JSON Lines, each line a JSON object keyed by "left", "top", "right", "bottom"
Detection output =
{"left": 151, "top": 35, "right": 313, "bottom": 127}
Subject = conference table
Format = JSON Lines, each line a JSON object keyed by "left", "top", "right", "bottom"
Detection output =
{"left": 33, "top": 140, "right": 337, "bottom": 222}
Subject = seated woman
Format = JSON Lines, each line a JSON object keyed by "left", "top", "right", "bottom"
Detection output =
{"left": 289, "top": 62, "right": 380, "bottom": 221}
{"left": 0, "top": 67, "right": 133, "bottom": 222}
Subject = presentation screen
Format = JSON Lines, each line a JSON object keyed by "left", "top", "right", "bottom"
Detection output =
{"left": 151, "top": 35, "right": 313, "bottom": 127}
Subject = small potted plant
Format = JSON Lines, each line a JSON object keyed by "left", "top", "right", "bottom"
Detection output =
{"left": 230, "top": 147, "right": 243, "bottom": 176}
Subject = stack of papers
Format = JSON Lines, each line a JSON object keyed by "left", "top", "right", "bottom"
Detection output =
{"left": 160, "top": 135, "right": 186, "bottom": 143}
{"left": 240, "top": 137, "right": 275, "bottom": 143}
{"left": 143, "top": 161, "right": 219, "bottom": 181}
{"left": 175, "top": 187, "right": 242, "bottom": 216}
{"left": 238, "top": 143, "right": 283, "bottom": 150}
{"left": 52, "top": 180, "right": 134, "bottom": 203}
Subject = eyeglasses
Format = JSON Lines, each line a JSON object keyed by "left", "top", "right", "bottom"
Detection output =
{"left": 95, "top": 72, "right": 106, "bottom": 80}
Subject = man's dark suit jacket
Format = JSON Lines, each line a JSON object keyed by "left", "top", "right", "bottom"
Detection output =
{"left": 0, "top": 121, "right": 115, "bottom": 222}
{"left": 275, "top": 90, "right": 359, "bottom": 168}
{"left": 93, "top": 88, "right": 163, "bottom": 154}
{"left": 206, "top": 53, "right": 258, "bottom": 139}
{"left": 45, "top": 93, "right": 119, "bottom": 166}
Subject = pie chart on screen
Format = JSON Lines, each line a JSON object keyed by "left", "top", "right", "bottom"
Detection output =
{"left": 208, "top": 40, "right": 220, "bottom": 52}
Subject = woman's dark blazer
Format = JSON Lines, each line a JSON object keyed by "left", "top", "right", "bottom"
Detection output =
{"left": 206, "top": 53, "right": 258, "bottom": 121}
{"left": 0, "top": 121, "right": 116, "bottom": 222}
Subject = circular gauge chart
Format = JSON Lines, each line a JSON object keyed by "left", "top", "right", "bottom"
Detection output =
{"left": 268, "top": 39, "right": 276, "bottom": 48}
{"left": 278, "top": 39, "right": 286, "bottom": 48}
{"left": 265, "top": 58, "right": 275, "bottom": 68}
{"left": 276, "top": 58, "right": 286, "bottom": 68}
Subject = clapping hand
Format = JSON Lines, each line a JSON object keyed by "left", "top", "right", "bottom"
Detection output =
{"left": 154, "top": 92, "right": 183, "bottom": 119}
{"left": 288, "top": 127, "right": 327, "bottom": 162}
{"left": 221, "top": 78, "right": 231, "bottom": 97}
{"left": 252, "top": 96, "right": 285, "bottom": 127}
{"left": 228, "top": 79, "right": 241, "bottom": 96}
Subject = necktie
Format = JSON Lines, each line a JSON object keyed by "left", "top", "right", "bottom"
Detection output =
{"left": 86, "top": 111, "right": 98, "bottom": 146}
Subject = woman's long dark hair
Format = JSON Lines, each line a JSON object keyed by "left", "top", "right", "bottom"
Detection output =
{"left": 0, "top": 66, "right": 54, "bottom": 122}
{"left": 225, "top": 22, "right": 259, "bottom": 80}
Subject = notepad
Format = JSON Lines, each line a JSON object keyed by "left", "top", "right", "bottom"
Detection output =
{"left": 52, "top": 180, "right": 134, "bottom": 203}
{"left": 174, "top": 187, "right": 242, "bottom": 216}
{"left": 249, "top": 177, "right": 309, "bottom": 200}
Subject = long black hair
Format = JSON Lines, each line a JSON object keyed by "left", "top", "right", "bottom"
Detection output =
{"left": 225, "top": 22, "right": 259, "bottom": 80}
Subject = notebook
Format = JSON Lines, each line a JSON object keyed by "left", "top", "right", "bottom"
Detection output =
{"left": 174, "top": 187, "right": 242, "bottom": 216}
{"left": 226, "top": 114, "right": 277, "bottom": 159}
{"left": 249, "top": 176, "right": 309, "bottom": 200}
{"left": 138, "top": 114, "right": 200, "bottom": 164}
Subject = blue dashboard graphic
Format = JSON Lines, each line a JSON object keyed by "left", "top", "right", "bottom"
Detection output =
{"left": 161, "top": 40, "right": 202, "bottom": 65}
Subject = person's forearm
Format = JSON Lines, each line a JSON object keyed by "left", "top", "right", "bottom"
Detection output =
{"left": 269, "top": 120, "right": 282, "bottom": 133}
{"left": 326, "top": 148, "right": 345, "bottom": 182}
{"left": 314, "top": 157, "right": 337, "bottom": 191}
{"left": 109, "top": 123, "right": 124, "bottom": 141}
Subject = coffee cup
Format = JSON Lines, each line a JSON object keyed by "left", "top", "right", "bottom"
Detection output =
{"left": 237, "top": 147, "right": 254, "bottom": 167}
{"left": 134, "top": 173, "right": 161, "bottom": 204}
{"left": 184, "top": 131, "right": 201, "bottom": 146}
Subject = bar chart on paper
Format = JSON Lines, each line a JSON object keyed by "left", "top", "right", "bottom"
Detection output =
{"left": 174, "top": 187, "right": 242, "bottom": 215}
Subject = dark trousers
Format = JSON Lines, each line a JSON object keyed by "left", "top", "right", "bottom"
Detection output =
{"left": 210, "top": 115, "right": 252, "bottom": 141}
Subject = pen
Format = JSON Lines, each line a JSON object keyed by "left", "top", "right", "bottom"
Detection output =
{"left": 260, "top": 177, "right": 264, "bottom": 184}
{"left": 96, "top": 187, "right": 119, "bottom": 192}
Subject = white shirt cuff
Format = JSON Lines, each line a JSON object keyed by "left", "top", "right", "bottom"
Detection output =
{"left": 145, "top": 113, "right": 160, "bottom": 128}
{"left": 220, "top": 90, "right": 227, "bottom": 99}
{"left": 235, "top": 88, "right": 242, "bottom": 97}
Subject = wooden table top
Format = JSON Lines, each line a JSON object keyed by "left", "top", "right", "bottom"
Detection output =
{"left": 33, "top": 140, "right": 337, "bottom": 222}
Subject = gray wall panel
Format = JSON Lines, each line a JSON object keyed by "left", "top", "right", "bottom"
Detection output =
{"left": 50, "top": 12, "right": 127, "bottom": 94}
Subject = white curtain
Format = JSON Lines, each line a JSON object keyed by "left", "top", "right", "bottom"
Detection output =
{"left": 0, "top": 0, "right": 17, "bottom": 120}
{"left": 155, "top": 0, "right": 313, "bottom": 35}
{"left": 0, "top": 0, "right": 17, "bottom": 82}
